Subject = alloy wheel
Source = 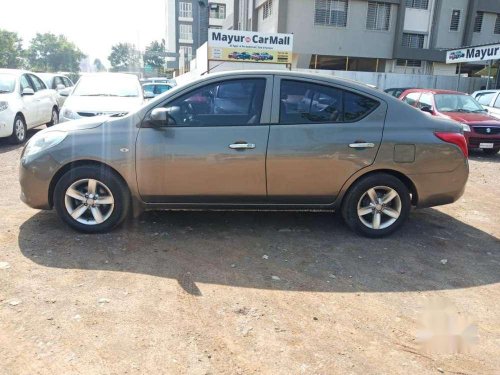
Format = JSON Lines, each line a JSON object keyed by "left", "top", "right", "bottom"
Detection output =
{"left": 64, "top": 178, "right": 115, "bottom": 225}
{"left": 15, "top": 119, "right": 25, "bottom": 141}
{"left": 357, "top": 186, "right": 402, "bottom": 230}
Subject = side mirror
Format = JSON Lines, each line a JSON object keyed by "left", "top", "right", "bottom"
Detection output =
{"left": 420, "top": 105, "right": 433, "bottom": 114}
{"left": 149, "top": 107, "right": 172, "bottom": 127}
{"left": 144, "top": 90, "right": 155, "bottom": 99}
{"left": 56, "top": 84, "right": 66, "bottom": 91}
{"left": 22, "top": 88, "right": 35, "bottom": 96}
{"left": 59, "top": 87, "right": 72, "bottom": 97}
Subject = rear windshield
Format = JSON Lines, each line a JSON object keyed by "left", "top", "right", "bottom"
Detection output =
{"left": 73, "top": 76, "right": 139, "bottom": 97}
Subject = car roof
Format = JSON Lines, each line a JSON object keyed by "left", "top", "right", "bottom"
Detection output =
{"left": 401, "top": 88, "right": 467, "bottom": 95}
{"left": 80, "top": 73, "right": 138, "bottom": 79}
{"left": 197, "top": 69, "right": 384, "bottom": 96}
{"left": 0, "top": 68, "right": 29, "bottom": 76}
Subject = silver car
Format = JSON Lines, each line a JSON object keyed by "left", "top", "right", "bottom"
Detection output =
{"left": 19, "top": 70, "right": 469, "bottom": 237}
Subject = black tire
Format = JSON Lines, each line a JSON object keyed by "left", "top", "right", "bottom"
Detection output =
{"left": 53, "top": 165, "right": 130, "bottom": 233}
{"left": 9, "top": 114, "right": 27, "bottom": 144}
{"left": 341, "top": 173, "right": 411, "bottom": 238}
{"left": 483, "top": 148, "right": 499, "bottom": 156}
{"left": 46, "top": 107, "right": 59, "bottom": 127}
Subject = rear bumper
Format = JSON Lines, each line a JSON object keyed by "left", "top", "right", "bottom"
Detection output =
{"left": 410, "top": 162, "right": 469, "bottom": 209}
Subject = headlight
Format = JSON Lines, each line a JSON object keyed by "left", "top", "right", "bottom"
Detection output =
{"left": 461, "top": 123, "right": 471, "bottom": 132}
{"left": 23, "top": 131, "right": 67, "bottom": 158}
{"left": 63, "top": 108, "right": 79, "bottom": 120}
{"left": 0, "top": 101, "right": 8, "bottom": 112}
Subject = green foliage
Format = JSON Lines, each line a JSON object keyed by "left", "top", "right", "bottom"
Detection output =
{"left": 93, "top": 58, "right": 106, "bottom": 72}
{"left": 27, "top": 33, "right": 85, "bottom": 72}
{"left": 0, "top": 29, "right": 25, "bottom": 68}
{"left": 143, "top": 39, "right": 166, "bottom": 69}
{"left": 108, "top": 43, "right": 140, "bottom": 72}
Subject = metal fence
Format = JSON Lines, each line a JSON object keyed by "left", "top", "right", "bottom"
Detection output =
{"left": 296, "top": 69, "right": 489, "bottom": 94}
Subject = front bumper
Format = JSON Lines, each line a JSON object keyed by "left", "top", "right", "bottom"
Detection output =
{"left": 19, "top": 152, "right": 60, "bottom": 210}
{"left": 465, "top": 131, "right": 500, "bottom": 149}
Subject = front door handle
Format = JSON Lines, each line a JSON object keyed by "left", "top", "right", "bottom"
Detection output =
{"left": 229, "top": 143, "right": 256, "bottom": 150}
{"left": 349, "top": 142, "right": 375, "bottom": 149}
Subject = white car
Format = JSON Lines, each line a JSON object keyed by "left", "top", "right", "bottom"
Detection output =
{"left": 0, "top": 69, "right": 59, "bottom": 144}
{"left": 471, "top": 89, "right": 500, "bottom": 119}
{"left": 37, "top": 73, "right": 75, "bottom": 108}
{"left": 60, "top": 73, "right": 152, "bottom": 123}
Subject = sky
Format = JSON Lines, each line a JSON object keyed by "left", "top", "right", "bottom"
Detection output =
{"left": 1, "top": 0, "right": 168, "bottom": 68}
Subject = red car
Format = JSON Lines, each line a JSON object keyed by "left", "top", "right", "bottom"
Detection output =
{"left": 399, "top": 89, "right": 500, "bottom": 155}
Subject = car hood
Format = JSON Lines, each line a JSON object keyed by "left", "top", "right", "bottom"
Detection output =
{"left": 50, "top": 116, "right": 108, "bottom": 132}
{"left": 439, "top": 112, "right": 500, "bottom": 126}
{"left": 0, "top": 92, "right": 15, "bottom": 100}
{"left": 63, "top": 95, "right": 144, "bottom": 113}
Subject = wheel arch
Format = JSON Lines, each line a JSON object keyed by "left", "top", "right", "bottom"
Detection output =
{"left": 338, "top": 168, "right": 418, "bottom": 209}
{"left": 48, "top": 160, "right": 129, "bottom": 208}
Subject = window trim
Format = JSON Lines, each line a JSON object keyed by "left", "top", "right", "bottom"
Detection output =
{"left": 142, "top": 76, "right": 273, "bottom": 128}
{"left": 275, "top": 78, "right": 381, "bottom": 125}
{"left": 449, "top": 9, "right": 461, "bottom": 32}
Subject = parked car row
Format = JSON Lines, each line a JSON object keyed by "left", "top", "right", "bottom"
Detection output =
{"left": 0, "top": 69, "right": 63, "bottom": 144}
{"left": 228, "top": 51, "right": 274, "bottom": 61}
{"left": 385, "top": 86, "right": 500, "bottom": 156}
{"left": 19, "top": 70, "right": 468, "bottom": 238}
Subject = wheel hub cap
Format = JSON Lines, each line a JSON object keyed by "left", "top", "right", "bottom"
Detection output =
{"left": 357, "top": 186, "right": 402, "bottom": 230}
{"left": 64, "top": 179, "right": 114, "bottom": 225}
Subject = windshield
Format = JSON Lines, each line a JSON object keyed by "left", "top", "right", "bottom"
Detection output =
{"left": 0, "top": 74, "right": 16, "bottom": 93}
{"left": 434, "top": 94, "right": 486, "bottom": 113}
{"left": 73, "top": 76, "right": 139, "bottom": 97}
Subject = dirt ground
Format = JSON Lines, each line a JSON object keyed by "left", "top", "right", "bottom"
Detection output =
{"left": 0, "top": 129, "right": 499, "bottom": 375}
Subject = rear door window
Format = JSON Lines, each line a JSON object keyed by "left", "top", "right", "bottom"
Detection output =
{"left": 476, "top": 92, "right": 495, "bottom": 106}
{"left": 279, "top": 80, "right": 378, "bottom": 124}
{"left": 494, "top": 94, "right": 500, "bottom": 109}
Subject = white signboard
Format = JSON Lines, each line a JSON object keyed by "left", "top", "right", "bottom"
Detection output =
{"left": 446, "top": 43, "right": 500, "bottom": 64}
{"left": 207, "top": 29, "right": 294, "bottom": 64}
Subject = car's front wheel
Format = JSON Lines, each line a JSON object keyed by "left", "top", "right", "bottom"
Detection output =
{"left": 483, "top": 148, "right": 499, "bottom": 156}
{"left": 342, "top": 174, "right": 411, "bottom": 238}
{"left": 53, "top": 166, "right": 130, "bottom": 233}
{"left": 9, "top": 115, "right": 27, "bottom": 144}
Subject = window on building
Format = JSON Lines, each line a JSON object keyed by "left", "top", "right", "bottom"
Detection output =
{"left": 209, "top": 3, "right": 226, "bottom": 19}
{"left": 366, "top": 2, "right": 391, "bottom": 31}
{"left": 179, "top": 46, "right": 193, "bottom": 61}
{"left": 474, "top": 11, "right": 484, "bottom": 32}
{"left": 263, "top": 0, "right": 273, "bottom": 20}
{"left": 396, "top": 59, "right": 422, "bottom": 67}
{"left": 279, "top": 80, "right": 379, "bottom": 124}
{"left": 314, "top": 0, "right": 348, "bottom": 27}
{"left": 494, "top": 14, "right": 500, "bottom": 34}
{"left": 179, "top": 24, "right": 192, "bottom": 41}
{"left": 179, "top": 2, "right": 192, "bottom": 18}
{"left": 450, "top": 9, "right": 461, "bottom": 31}
{"left": 405, "top": 0, "right": 428, "bottom": 10}
{"left": 402, "top": 33, "right": 424, "bottom": 48}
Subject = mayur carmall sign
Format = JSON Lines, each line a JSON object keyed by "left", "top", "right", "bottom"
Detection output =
{"left": 208, "top": 29, "right": 294, "bottom": 64}
{"left": 446, "top": 43, "right": 500, "bottom": 64}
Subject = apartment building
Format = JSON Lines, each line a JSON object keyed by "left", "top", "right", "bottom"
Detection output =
{"left": 233, "top": 0, "right": 500, "bottom": 75}
{"left": 164, "top": 0, "right": 234, "bottom": 72}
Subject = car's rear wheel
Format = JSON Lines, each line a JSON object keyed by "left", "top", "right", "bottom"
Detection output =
{"left": 9, "top": 115, "right": 27, "bottom": 144}
{"left": 483, "top": 148, "right": 499, "bottom": 156}
{"left": 47, "top": 107, "right": 59, "bottom": 127}
{"left": 53, "top": 166, "right": 130, "bottom": 233}
{"left": 342, "top": 174, "right": 411, "bottom": 238}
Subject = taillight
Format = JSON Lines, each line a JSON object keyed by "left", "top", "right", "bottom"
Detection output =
{"left": 434, "top": 132, "right": 468, "bottom": 158}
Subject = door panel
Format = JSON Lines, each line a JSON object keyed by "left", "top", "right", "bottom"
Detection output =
{"left": 19, "top": 75, "right": 38, "bottom": 126}
{"left": 135, "top": 75, "right": 273, "bottom": 203}
{"left": 266, "top": 77, "right": 386, "bottom": 204}
{"left": 29, "top": 74, "right": 52, "bottom": 124}
{"left": 136, "top": 126, "right": 269, "bottom": 202}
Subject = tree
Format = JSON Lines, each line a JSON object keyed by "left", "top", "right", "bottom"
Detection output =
{"left": 0, "top": 29, "right": 24, "bottom": 68}
{"left": 143, "top": 39, "right": 166, "bottom": 70}
{"left": 108, "top": 43, "right": 140, "bottom": 72}
{"left": 27, "top": 33, "right": 85, "bottom": 72}
{"left": 93, "top": 58, "right": 106, "bottom": 72}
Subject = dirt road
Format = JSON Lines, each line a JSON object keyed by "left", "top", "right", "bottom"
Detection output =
{"left": 1, "top": 132, "right": 499, "bottom": 374}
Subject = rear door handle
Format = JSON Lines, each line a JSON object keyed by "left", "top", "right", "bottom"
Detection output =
{"left": 349, "top": 142, "right": 375, "bottom": 148}
{"left": 229, "top": 143, "right": 256, "bottom": 150}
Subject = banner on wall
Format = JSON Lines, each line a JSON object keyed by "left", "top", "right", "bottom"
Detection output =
{"left": 446, "top": 43, "right": 500, "bottom": 64}
{"left": 207, "top": 29, "right": 294, "bottom": 64}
